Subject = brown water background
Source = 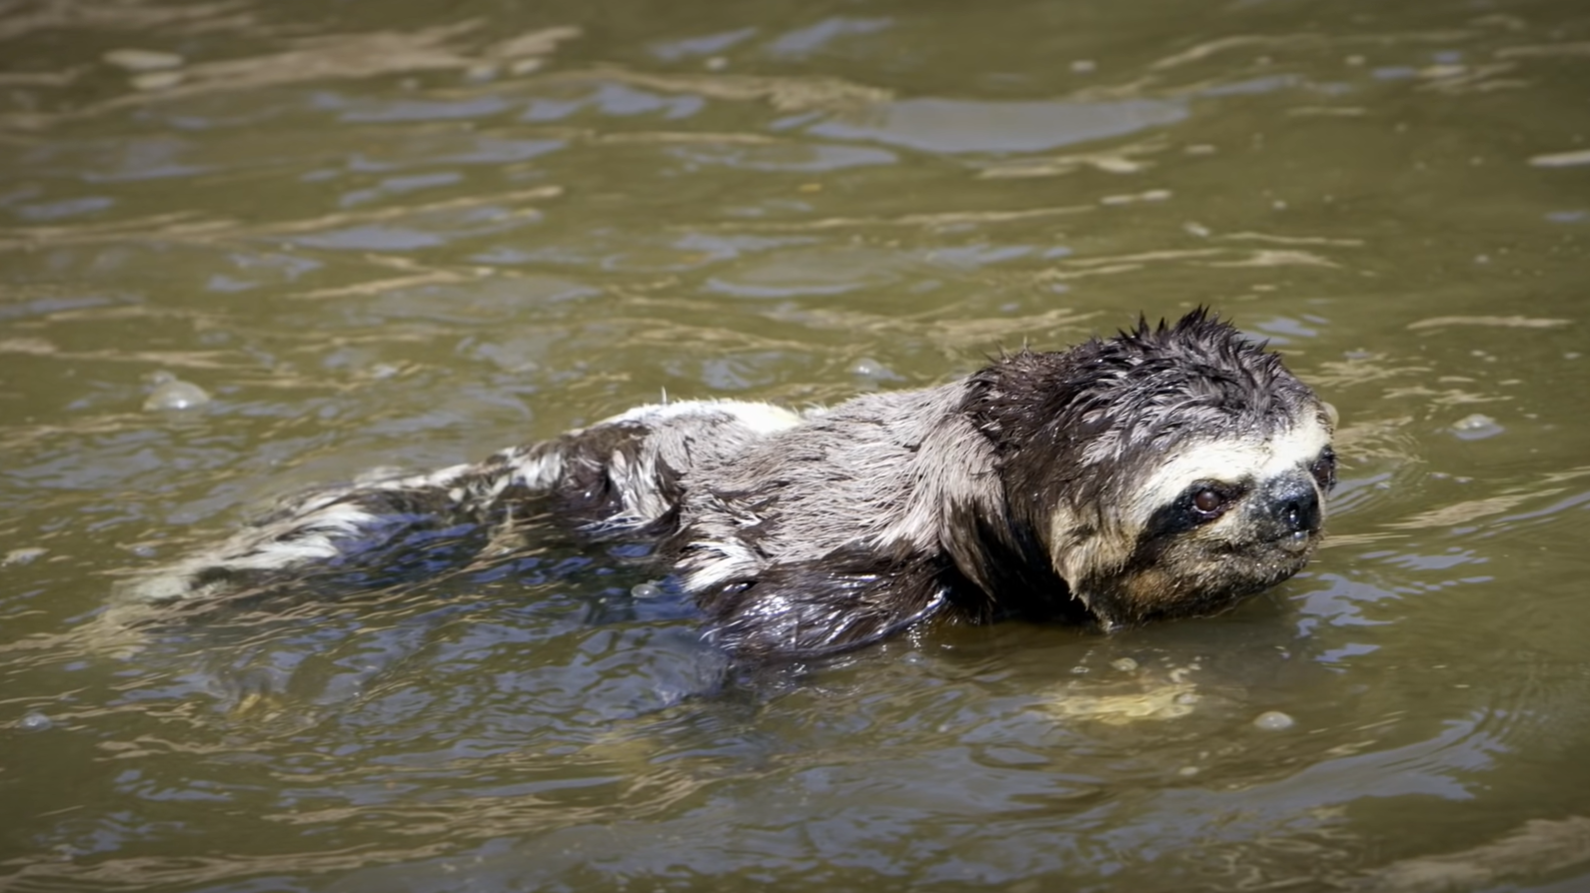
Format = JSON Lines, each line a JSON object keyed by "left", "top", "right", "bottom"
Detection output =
{"left": 2, "top": 0, "right": 1589, "bottom": 890}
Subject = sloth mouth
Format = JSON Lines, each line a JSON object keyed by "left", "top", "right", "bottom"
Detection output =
{"left": 1269, "top": 529, "right": 1316, "bottom": 554}
{"left": 1216, "top": 528, "right": 1316, "bottom": 556}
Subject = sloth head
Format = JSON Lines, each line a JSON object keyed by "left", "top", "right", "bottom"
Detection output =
{"left": 967, "top": 309, "right": 1336, "bottom": 629}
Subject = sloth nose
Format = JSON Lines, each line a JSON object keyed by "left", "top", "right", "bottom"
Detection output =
{"left": 1269, "top": 478, "right": 1322, "bottom": 535}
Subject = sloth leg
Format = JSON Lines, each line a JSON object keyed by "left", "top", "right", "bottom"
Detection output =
{"left": 125, "top": 421, "right": 692, "bottom": 604}
{"left": 123, "top": 406, "right": 777, "bottom": 607}
{"left": 123, "top": 454, "right": 559, "bottom": 604}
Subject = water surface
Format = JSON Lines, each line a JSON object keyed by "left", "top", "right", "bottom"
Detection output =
{"left": 3, "top": 0, "right": 1590, "bottom": 890}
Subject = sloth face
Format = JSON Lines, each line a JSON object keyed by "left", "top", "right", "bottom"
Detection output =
{"left": 1059, "top": 411, "right": 1337, "bottom": 629}
{"left": 968, "top": 309, "right": 1335, "bottom": 630}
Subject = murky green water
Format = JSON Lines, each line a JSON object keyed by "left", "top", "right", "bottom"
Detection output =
{"left": 3, "top": 0, "right": 1589, "bottom": 890}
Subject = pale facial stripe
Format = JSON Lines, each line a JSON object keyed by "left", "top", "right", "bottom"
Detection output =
{"left": 1128, "top": 416, "right": 1332, "bottom": 526}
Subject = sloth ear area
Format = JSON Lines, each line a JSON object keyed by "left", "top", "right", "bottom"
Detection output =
{"left": 695, "top": 550, "right": 952, "bottom": 661}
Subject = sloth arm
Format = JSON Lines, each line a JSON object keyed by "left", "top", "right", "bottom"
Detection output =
{"left": 690, "top": 547, "right": 953, "bottom": 660}
{"left": 673, "top": 389, "right": 994, "bottom": 659}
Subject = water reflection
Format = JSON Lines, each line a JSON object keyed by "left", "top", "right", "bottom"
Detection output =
{"left": 809, "top": 97, "right": 1188, "bottom": 154}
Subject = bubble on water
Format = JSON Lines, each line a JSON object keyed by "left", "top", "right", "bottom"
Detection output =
{"left": 1110, "top": 657, "right": 1139, "bottom": 673}
{"left": 630, "top": 583, "right": 663, "bottom": 599}
{"left": 850, "top": 357, "right": 899, "bottom": 381}
{"left": 143, "top": 378, "right": 211, "bottom": 412}
{"left": 1450, "top": 413, "right": 1502, "bottom": 440}
{"left": 1253, "top": 710, "right": 1296, "bottom": 731}
{"left": 19, "top": 712, "right": 52, "bottom": 732}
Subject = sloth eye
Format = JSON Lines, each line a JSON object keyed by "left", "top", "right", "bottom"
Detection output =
{"left": 1176, "top": 482, "right": 1242, "bottom": 527}
{"left": 1309, "top": 447, "right": 1338, "bottom": 492}
{"left": 1191, "top": 488, "right": 1227, "bottom": 516}
{"left": 1160, "top": 482, "right": 1244, "bottom": 534}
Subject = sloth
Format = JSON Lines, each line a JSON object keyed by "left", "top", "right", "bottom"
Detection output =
{"left": 129, "top": 309, "right": 1337, "bottom": 661}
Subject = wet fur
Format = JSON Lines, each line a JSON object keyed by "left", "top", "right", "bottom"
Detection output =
{"left": 128, "top": 310, "right": 1336, "bottom": 661}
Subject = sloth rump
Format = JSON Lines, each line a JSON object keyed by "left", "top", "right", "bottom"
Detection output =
{"left": 131, "top": 309, "right": 1337, "bottom": 660}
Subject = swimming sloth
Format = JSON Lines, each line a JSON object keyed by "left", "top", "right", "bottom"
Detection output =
{"left": 129, "top": 309, "right": 1337, "bottom": 661}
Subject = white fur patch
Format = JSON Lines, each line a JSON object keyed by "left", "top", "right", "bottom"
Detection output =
{"left": 508, "top": 450, "right": 565, "bottom": 490}
{"left": 681, "top": 538, "right": 763, "bottom": 592}
{"left": 1129, "top": 417, "right": 1333, "bottom": 527}
{"left": 604, "top": 448, "right": 668, "bottom": 528}
{"left": 606, "top": 399, "right": 803, "bottom": 435}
